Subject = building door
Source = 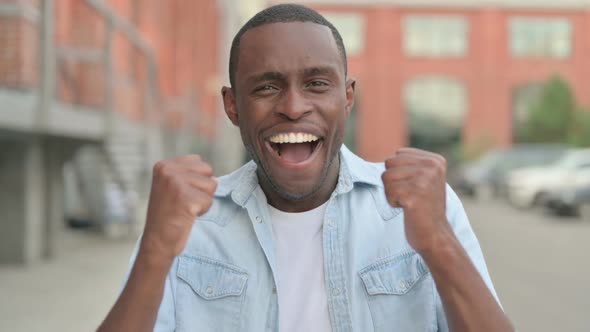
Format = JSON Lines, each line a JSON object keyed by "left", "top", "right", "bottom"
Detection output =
{"left": 404, "top": 76, "right": 466, "bottom": 163}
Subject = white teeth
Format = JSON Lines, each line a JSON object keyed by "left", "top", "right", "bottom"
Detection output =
{"left": 269, "top": 132, "right": 319, "bottom": 144}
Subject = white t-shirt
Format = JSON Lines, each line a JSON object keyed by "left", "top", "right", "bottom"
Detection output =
{"left": 269, "top": 202, "right": 332, "bottom": 332}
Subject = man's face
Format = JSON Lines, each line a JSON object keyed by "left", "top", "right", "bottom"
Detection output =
{"left": 223, "top": 22, "right": 355, "bottom": 206}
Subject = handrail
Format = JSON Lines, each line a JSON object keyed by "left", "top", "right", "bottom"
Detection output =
{"left": 56, "top": 47, "right": 103, "bottom": 63}
{"left": 50, "top": 1, "right": 162, "bottom": 201}
{"left": 83, "top": 0, "right": 161, "bottom": 112}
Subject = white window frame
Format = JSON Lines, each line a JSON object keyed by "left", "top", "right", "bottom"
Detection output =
{"left": 322, "top": 12, "right": 366, "bottom": 57}
{"left": 509, "top": 16, "right": 572, "bottom": 59}
{"left": 403, "top": 15, "right": 469, "bottom": 58}
{"left": 404, "top": 76, "right": 467, "bottom": 127}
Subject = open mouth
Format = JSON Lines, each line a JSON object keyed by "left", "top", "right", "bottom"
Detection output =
{"left": 266, "top": 132, "right": 322, "bottom": 164}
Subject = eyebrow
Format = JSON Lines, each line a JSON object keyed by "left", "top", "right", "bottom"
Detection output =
{"left": 301, "top": 66, "right": 336, "bottom": 77}
{"left": 248, "top": 71, "right": 287, "bottom": 84}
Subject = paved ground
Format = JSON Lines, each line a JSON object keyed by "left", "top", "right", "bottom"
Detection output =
{"left": 0, "top": 230, "right": 137, "bottom": 332}
{"left": 463, "top": 198, "right": 590, "bottom": 332}
{"left": 0, "top": 198, "right": 588, "bottom": 331}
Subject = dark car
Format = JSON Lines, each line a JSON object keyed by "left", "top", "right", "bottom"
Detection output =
{"left": 453, "top": 144, "right": 567, "bottom": 200}
{"left": 545, "top": 184, "right": 590, "bottom": 216}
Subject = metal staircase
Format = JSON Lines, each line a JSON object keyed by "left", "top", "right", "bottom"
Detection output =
{"left": 66, "top": 121, "right": 151, "bottom": 238}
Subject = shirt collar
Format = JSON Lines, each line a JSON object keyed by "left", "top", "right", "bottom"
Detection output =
{"left": 214, "top": 145, "right": 384, "bottom": 207}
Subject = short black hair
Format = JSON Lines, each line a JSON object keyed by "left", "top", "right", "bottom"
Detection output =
{"left": 228, "top": 3, "right": 348, "bottom": 88}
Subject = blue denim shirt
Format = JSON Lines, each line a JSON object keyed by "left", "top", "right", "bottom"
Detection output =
{"left": 131, "top": 146, "right": 499, "bottom": 332}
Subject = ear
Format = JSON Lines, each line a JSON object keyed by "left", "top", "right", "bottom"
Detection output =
{"left": 222, "top": 86, "right": 239, "bottom": 126}
{"left": 345, "top": 79, "right": 356, "bottom": 117}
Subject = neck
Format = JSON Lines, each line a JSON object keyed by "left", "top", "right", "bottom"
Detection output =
{"left": 259, "top": 156, "right": 340, "bottom": 213}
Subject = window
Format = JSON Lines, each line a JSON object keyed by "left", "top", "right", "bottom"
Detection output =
{"left": 404, "top": 76, "right": 466, "bottom": 150}
{"left": 405, "top": 77, "right": 466, "bottom": 128}
{"left": 510, "top": 17, "right": 572, "bottom": 58}
{"left": 322, "top": 13, "right": 366, "bottom": 57}
{"left": 404, "top": 76, "right": 466, "bottom": 157}
{"left": 403, "top": 15, "right": 468, "bottom": 57}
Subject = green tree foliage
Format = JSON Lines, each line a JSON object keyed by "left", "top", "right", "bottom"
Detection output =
{"left": 525, "top": 76, "right": 575, "bottom": 143}
{"left": 568, "top": 107, "right": 590, "bottom": 147}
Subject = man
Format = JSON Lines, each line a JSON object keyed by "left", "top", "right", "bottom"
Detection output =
{"left": 98, "top": 4, "right": 514, "bottom": 332}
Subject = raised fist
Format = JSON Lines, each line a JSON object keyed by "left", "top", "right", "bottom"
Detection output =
{"left": 381, "top": 148, "right": 451, "bottom": 254}
{"left": 140, "top": 155, "right": 218, "bottom": 262}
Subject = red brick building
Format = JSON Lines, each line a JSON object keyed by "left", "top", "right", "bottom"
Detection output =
{"left": 1, "top": 0, "right": 225, "bottom": 134}
{"left": 53, "top": 0, "right": 222, "bottom": 132}
{"left": 2, "top": 0, "right": 590, "bottom": 263}
{"left": 0, "top": 0, "right": 238, "bottom": 264}
{"left": 287, "top": 0, "right": 590, "bottom": 161}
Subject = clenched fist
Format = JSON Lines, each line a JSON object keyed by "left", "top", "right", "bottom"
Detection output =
{"left": 139, "top": 155, "right": 218, "bottom": 263}
{"left": 381, "top": 148, "right": 452, "bottom": 254}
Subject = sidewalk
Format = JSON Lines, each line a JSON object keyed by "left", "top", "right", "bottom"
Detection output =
{"left": 0, "top": 229, "right": 137, "bottom": 332}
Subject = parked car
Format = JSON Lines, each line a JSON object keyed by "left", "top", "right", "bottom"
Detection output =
{"left": 545, "top": 184, "right": 590, "bottom": 216}
{"left": 580, "top": 187, "right": 590, "bottom": 220}
{"left": 506, "top": 148, "right": 590, "bottom": 208}
{"left": 453, "top": 144, "right": 567, "bottom": 200}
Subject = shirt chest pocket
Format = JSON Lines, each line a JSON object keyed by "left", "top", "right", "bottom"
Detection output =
{"left": 359, "top": 252, "right": 437, "bottom": 332}
{"left": 176, "top": 255, "right": 248, "bottom": 332}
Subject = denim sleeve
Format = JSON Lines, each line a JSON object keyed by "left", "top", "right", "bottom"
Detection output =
{"left": 125, "top": 240, "right": 177, "bottom": 332}
{"left": 435, "top": 185, "right": 502, "bottom": 331}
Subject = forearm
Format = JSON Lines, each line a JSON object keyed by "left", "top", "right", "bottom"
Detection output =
{"left": 421, "top": 230, "right": 514, "bottom": 332}
{"left": 97, "top": 251, "right": 172, "bottom": 332}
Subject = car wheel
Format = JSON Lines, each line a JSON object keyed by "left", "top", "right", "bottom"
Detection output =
{"left": 580, "top": 204, "right": 590, "bottom": 221}
{"left": 533, "top": 192, "right": 549, "bottom": 207}
{"left": 557, "top": 205, "right": 579, "bottom": 217}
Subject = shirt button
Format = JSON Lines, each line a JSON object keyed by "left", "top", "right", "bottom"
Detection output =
{"left": 255, "top": 216, "right": 262, "bottom": 223}
{"left": 331, "top": 287, "right": 341, "bottom": 296}
{"left": 272, "top": 287, "right": 277, "bottom": 294}
{"left": 206, "top": 286, "right": 213, "bottom": 295}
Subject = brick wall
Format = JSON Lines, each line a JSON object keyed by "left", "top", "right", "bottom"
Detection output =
{"left": 2, "top": 0, "right": 222, "bottom": 132}
{"left": 134, "top": 0, "right": 221, "bottom": 134}
{"left": 0, "top": 1, "right": 39, "bottom": 89}
{"left": 311, "top": 5, "right": 590, "bottom": 162}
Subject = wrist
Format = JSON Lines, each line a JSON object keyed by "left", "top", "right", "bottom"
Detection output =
{"left": 137, "top": 240, "right": 176, "bottom": 272}
{"left": 416, "top": 226, "right": 463, "bottom": 269}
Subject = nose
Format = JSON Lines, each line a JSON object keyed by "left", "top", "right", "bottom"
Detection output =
{"left": 276, "top": 87, "right": 312, "bottom": 120}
